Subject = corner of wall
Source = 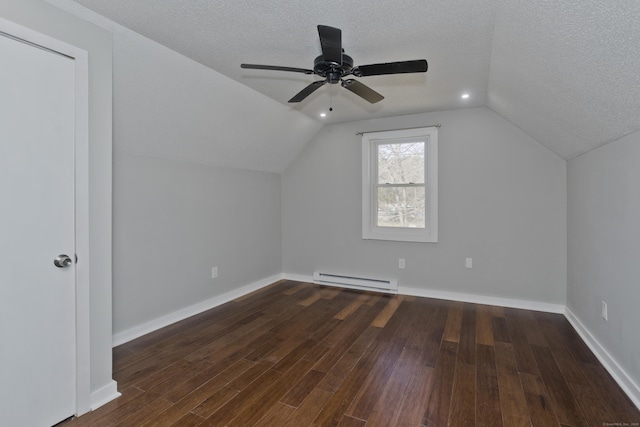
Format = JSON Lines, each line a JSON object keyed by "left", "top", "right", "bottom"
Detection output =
{"left": 565, "top": 307, "right": 640, "bottom": 409}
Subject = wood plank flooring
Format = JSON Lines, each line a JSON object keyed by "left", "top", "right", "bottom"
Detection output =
{"left": 60, "top": 280, "right": 640, "bottom": 426}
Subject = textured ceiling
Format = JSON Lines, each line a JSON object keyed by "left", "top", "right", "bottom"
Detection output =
{"left": 488, "top": 0, "right": 640, "bottom": 159}
{"left": 63, "top": 0, "right": 495, "bottom": 123}
{"left": 59, "top": 0, "right": 640, "bottom": 159}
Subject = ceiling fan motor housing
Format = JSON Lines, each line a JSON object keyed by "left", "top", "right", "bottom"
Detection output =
{"left": 314, "top": 54, "right": 354, "bottom": 83}
{"left": 240, "top": 25, "right": 427, "bottom": 103}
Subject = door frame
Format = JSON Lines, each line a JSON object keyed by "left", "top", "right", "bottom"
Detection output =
{"left": 0, "top": 17, "right": 91, "bottom": 416}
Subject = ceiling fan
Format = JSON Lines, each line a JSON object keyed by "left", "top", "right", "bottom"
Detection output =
{"left": 241, "top": 25, "right": 428, "bottom": 104}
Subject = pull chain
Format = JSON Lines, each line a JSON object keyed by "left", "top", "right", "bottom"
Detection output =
{"left": 329, "top": 84, "right": 333, "bottom": 112}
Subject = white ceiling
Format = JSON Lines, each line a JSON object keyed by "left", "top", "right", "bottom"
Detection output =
{"left": 62, "top": 0, "right": 640, "bottom": 159}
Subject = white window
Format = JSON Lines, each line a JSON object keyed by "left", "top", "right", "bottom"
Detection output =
{"left": 362, "top": 126, "right": 438, "bottom": 242}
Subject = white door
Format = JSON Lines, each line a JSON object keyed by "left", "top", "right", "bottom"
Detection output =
{"left": 0, "top": 30, "right": 77, "bottom": 427}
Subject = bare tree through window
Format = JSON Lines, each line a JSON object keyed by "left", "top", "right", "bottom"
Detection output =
{"left": 376, "top": 141, "right": 426, "bottom": 228}
{"left": 362, "top": 126, "right": 437, "bottom": 242}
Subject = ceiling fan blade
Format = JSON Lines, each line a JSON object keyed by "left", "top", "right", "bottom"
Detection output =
{"left": 353, "top": 59, "right": 428, "bottom": 77}
{"left": 341, "top": 79, "right": 384, "bottom": 104}
{"left": 289, "top": 80, "right": 327, "bottom": 103}
{"left": 317, "top": 25, "right": 342, "bottom": 65}
{"left": 241, "top": 63, "right": 314, "bottom": 74}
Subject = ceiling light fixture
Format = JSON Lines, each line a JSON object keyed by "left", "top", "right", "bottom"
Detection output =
{"left": 320, "top": 112, "right": 327, "bottom": 118}
{"left": 461, "top": 93, "right": 470, "bottom": 99}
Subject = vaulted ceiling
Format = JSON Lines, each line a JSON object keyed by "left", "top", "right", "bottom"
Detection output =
{"left": 61, "top": 0, "right": 640, "bottom": 159}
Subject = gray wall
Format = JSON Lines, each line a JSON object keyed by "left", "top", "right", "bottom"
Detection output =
{"left": 108, "top": 22, "right": 321, "bottom": 174}
{"left": 42, "top": 2, "right": 308, "bottom": 338}
{"left": 283, "top": 107, "right": 567, "bottom": 305}
{"left": 567, "top": 130, "right": 640, "bottom": 391}
{"left": 113, "top": 155, "right": 281, "bottom": 334}
{"left": 107, "top": 21, "right": 286, "bottom": 336}
{"left": 0, "top": 0, "right": 113, "bottom": 395}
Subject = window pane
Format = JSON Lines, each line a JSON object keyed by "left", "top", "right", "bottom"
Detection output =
{"left": 377, "top": 186, "right": 425, "bottom": 228}
{"left": 377, "top": 142, "right": 425, "bottom": 184}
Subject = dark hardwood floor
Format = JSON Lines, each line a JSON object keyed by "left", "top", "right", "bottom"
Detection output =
{"left": 61, "top": 280, "right": 640, "bottom": 426}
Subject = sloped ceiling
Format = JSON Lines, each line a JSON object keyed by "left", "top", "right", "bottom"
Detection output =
{"left": 489, "top": 1, "right": 640, "bottom": 159}
{"left": 61, "top": 0, "right": 640, "bottom": 159}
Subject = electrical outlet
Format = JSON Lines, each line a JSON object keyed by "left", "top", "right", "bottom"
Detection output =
{"left": 465, "top": 258, "right": 473, "bottom": 268}
{"left": 601, "top": 301, "right": 608, "bottom": 321}
{"left": 211, "top": 266, "right": 218, "bottom": 279}
{"left": 398, "top": 258, "right": 405, "bottom": 269}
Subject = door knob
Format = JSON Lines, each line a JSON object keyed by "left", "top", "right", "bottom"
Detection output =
{"left": 54, "top": 254, "right": 73, "bottom": 268}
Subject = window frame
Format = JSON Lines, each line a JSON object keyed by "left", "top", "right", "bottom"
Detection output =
{"left": 362, "top": 126, "right": 438, "bottom": 243}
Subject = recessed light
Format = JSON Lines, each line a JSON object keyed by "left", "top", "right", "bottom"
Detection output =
{"left": 320, "top": 112, "right": 327, "bottom": 118}
{"left": 461, "top": 93, "right": 470, "bottom": 99}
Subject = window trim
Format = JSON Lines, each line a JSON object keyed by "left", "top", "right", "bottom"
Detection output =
{"left": 362, "top": 126, "right": 438, "bottom": 243}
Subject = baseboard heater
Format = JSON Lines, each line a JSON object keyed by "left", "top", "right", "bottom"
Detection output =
{"left": 313, "top": 271, "right": 398, "bottom": 294}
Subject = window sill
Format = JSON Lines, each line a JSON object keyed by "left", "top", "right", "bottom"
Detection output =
{"left": 363, "top": 228, "right": 438, "bottom": 243}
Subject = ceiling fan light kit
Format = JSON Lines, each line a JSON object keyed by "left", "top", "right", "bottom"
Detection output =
{"left": 241, "top": 25, "right": 428, "bottom": 105}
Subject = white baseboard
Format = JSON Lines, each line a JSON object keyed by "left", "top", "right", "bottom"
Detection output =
{"left": 112, "top": 274, "right": 284, "bottom": 346}
{"left": 90, "top": 380, "right": 120, "bottom": 411}
{"left": 399, "top": 285, "right": 566, "bottom": 314}
{"left": 283, "top": 273, "right": 314, "bottom": 283}
{"left": 281, "top": 274, "right": 565, "bottom": 314}
{"left": 565, "top": 308, "right": 640, "bottom": 410}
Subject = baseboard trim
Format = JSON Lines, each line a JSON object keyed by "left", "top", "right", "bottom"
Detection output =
{"left": 565, "top": 308, "right": 640, "bottom": 410}
{"left": 89, "top": 380, "right": 120, "bottom": 411}
{"left": 283, "top": 273, "right": 315, "bottom": 284}
{"left": 399, "top": 285, "right": 566, "bottom": 314}
{"left": 281, "top": 274, "right": 565, "bottom": 314}
{"left": 112, "top": 273, "right": 284, "bottom": 347}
